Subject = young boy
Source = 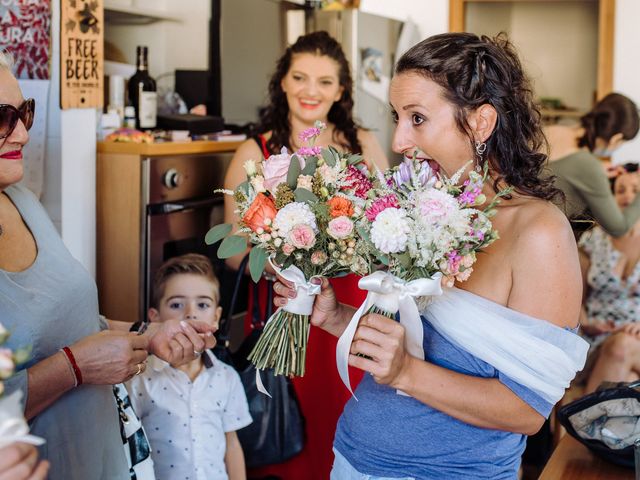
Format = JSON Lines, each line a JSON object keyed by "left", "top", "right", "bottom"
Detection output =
{"left": 128, "top": 253, "right": 251, "bottom": 480}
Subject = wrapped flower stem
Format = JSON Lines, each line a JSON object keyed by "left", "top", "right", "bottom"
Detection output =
{"left": 248, "top": 311, "right": 310, "bottom": 377}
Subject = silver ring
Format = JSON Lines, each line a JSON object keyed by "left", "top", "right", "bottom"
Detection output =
{"left": 193, "top": 349, "right": 203, "bottom": 357}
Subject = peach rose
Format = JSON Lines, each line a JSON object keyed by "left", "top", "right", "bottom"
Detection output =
{"left": 327, "top": 196, "right": 354, "bottom": 218}
{"left": 327, "top": 216, "right": 354, "bottom": 239}
{"left": 242, "top": 193, "right": 277, "bottom": 233}
{"left": 288, "top": 224, "right": 316, "bottom": 250}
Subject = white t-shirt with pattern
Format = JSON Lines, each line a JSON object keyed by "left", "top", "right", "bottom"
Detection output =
{"left": 127, "top": 351, "right": 252, "bottom": 480}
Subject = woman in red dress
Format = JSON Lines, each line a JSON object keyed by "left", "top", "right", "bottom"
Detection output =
{"left": 223, "top": 31, "right": 388, "bottom": 480}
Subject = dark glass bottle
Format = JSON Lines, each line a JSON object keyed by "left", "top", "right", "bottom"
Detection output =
{"left": 127, "top": 46, "right": 157, "bottom": 130}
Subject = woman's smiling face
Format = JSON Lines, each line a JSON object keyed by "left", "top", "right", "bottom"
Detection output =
{"left": 280, "top": 53, "right": 344, "bottom": 126}
{"left": 390, "top": 72, "right": 475, "bottom": 178}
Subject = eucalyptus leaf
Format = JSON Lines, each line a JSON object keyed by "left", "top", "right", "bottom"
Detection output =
{"left": 356, "top": 225, "right": 371, "bottom": 243}
{"left": 375, "top": 251, "right": 390, "bottom": 265}
{"left": 237, "top": 180, "right": 250, "bottom": 196}
{"left": 347, "top": 154, "right": 363, "bottom": 165}
{"left": 217, "top": 235, "right": 247, "bottom": 259}
{"left": 301, "top": 156, "right": 318, "bottom": 175}
{"left": 249, "top": 246, "right": 269, "bottom": 283}
{"left": 398, "top": 252, "right": 412, "bottom": 269}
{"left": 322, "top": 149, "right": 336, "bottom": 167}
{"left": 287, "top": 155, "right": 302, "bottom": 189}
{"left": 205, "top": 223, "right": 232, "bottom": 245}
{"left": 294, "top": 188, "right": 318, "bottom": 204}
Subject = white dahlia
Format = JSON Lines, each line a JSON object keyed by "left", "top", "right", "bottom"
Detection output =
{"left": 273, "top": 202, "right": 318, "bottom": 236}
{"left": 370, "top": 208, "right": 411, "bottom": 254}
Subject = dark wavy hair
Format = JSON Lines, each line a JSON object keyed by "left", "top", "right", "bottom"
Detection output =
{"left": 578, "top": 93, "right": 640, "bottom": 151}
{"left": 256, "top": 31, "right": 361, "bottom": 156}
{"left": 395, "top": 32, "right": 559, "bottom": 200}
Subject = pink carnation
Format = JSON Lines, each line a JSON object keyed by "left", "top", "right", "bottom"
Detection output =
{"left": 327, "top": 216, "right": 354, "bottom": 239}
{"left": 297, "top": 146, "right": 322, "bottom": 156}
{"left": 365, "top": 194, "right": 400, "bottom": 222}
{"left": 342, "top": 166, "right": 373, "bottom": 199}
{"left": 288, "top": 224, "right": 316, "bottom": 250}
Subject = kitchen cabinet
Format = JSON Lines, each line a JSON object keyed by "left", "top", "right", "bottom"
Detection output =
{"left": 96, "top": 140, "right": 241, "bottom": 322}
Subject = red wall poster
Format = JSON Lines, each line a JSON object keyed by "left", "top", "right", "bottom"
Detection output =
{"left": 0, "top": 0, "right": 51, "bottom": 80}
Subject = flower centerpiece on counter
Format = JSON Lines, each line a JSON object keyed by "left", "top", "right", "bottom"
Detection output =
{"left": 336, "top": 157, "right": 512, "bottom": 395}
{"left": 207, "top": 121, "right": 376, "bottom": 379}
{"left": 0, "top": 322, "right": 43, "bottom": 449}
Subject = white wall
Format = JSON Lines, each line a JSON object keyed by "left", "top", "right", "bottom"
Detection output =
{"left": 466, "top": 2, "right": 598, "bottom": 112}
{"left": 359, "top": 0, "right": 448, "bottom": 39}
{"left": 612, "top": 0, "right": 640, "bottom": 165}
{"left": 40, "top": 0, "right": 97, "bottom": 276}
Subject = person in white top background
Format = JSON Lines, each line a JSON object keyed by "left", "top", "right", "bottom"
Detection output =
{"left": 128, "top": 254, "right": 252, "bottom": 480}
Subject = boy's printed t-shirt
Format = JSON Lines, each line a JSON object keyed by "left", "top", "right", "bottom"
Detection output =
{"left": 128, "top": 351, "right": 252, "bottom": 480}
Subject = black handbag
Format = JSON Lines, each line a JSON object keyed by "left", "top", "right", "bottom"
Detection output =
{"left": 214, "top": 254, "right": 305, "bottom": 469}
{"left": 557, "top": 380, "right": 640, "bottom": 469}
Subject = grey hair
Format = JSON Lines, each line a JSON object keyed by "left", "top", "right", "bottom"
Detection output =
{"left": 0, "top": 51, "right": 14, "bottom": 71}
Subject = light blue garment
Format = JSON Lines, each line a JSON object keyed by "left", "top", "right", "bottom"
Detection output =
{"left": 0, "top": 185, "right": 128, "bottom": 480}
{"left": 331, "top": 449, "right": 415, "bottom": 480}
{"left": 334, "top": 314, "right": 557, "bottom": 480}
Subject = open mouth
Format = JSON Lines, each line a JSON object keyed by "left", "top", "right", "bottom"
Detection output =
{"left": 300, "top": 99, "right": 320, "bottom": 109}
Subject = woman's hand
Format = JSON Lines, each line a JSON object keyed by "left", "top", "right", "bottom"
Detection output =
{"left": 348, "top": 313, "right": 411, "bottom": 387}
{"left": 147, "top": 320, "right": 216, "bottom": 367}
{"left": 0, "top": 442, "right": 49, "bottom": 480}
{"left": 70, "top": 330, "right": 149, "bottom": 384}
{"left": 274, "top": 276, "right": 345, "bottom": 335}
{"left": 619, "top": 323, "right": 640, "bottom": 338}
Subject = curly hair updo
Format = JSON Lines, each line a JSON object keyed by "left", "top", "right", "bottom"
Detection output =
{"left": 395, "top": 32, "right": 559, "bottom": 201}
{"left": 578, "top": 93, "right": 639, "bottom": 151}
{"left": 257, "top": 31, "right": 361, "bottom": 156}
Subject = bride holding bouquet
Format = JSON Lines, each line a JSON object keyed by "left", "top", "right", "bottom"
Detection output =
{"left": 274, "top": 32, "right": 589, "bottom": 479}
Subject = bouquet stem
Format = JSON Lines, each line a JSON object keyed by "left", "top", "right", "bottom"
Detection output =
{"left": 248, "top": 311, "right": 311, "bottom": 377}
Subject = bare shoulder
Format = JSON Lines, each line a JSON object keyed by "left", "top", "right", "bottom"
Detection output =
{"left": 506, "top": 197, "right": 582, "bottom": 328}
{"left": 357, "top": 129, "right": 389, "bottom": 169}
{"left": 224, "top": 138, "right": 262, "bottom": 190}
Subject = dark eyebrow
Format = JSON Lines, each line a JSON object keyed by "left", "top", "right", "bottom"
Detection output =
{"left": 167, "top": 295, "right": 215, "bottom": 302}
{"left": 402, "top": 104, "right": 425, "bottom": 111}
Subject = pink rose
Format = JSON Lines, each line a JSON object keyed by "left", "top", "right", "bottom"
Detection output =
{"left": 262, "top": 147, "right": 305, "bottom": 193}
{"left": 282, "top": 243, "right": 295, "bottom": 256}
{"left": 311, "top": 250, "right": 328, "bottom": 265}
{"left": 327, "top": 216, "right": 354, "bottom": 239}
{"left": 288, "top": 224, "right": 316, "bottom": 250}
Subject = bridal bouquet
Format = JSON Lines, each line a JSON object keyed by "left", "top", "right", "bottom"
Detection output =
{"left": 337, "top": 157, "right": 511, "bottom": 395}
{"left": 207, "top": 122, "right": 375, "bottom": 378}
{"left": 0, "top": 322, "right": 43, "bottom": 449}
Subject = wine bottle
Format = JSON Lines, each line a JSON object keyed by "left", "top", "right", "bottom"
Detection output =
{"left": 128, "top": 46, "right": 157, "bottom": 130}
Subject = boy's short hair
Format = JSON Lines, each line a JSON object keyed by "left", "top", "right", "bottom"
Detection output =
{"left": 151, "top": 253, "right": 220, "bottom": 308}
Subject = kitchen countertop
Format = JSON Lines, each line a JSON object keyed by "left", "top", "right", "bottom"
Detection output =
{"left": 97, "top": 139, "right": 243, "bottom": 156}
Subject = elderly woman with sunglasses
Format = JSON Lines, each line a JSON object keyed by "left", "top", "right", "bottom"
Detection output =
{"left": 0, "top": 54, "right": 216, "bottom": 480}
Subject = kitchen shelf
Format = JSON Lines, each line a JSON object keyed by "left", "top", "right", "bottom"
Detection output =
{"left": 104, "top": 3, "right": 180, "bottom": 25}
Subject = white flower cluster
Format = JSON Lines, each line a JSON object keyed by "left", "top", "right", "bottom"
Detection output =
{"left": 273, "top": 202, "right": 318, "bottom": 236}
{"left": 370, "top": 208, "right": 411, "bottom": 254}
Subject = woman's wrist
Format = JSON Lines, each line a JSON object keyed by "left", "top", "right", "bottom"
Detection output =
{"left": 59, "top": 346, "right": 83, "bottom": 387}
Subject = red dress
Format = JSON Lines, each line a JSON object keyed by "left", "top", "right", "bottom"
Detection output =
{"left": 246, "top": 135, "right": 365, "bottom": 480}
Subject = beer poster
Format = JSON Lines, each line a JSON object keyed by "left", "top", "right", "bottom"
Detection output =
{"left": 0, "top": 0, "right": 51, "bottom": 79}
{"left": 60, "top": 0, "right": 103, "bottom": 109}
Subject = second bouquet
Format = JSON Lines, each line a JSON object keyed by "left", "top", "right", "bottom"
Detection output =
{"left": 207, "top": 123, "right": 375, "bottom": 378}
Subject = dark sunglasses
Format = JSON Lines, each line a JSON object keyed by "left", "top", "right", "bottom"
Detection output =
{"left": 0, "top": 98, "right": 35, "bottom": 139}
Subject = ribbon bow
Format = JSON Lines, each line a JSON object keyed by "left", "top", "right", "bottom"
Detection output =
{"left": 336, "top": 270, "right": 444, "bottom": 397}
{"left": 0, "top": 391, "right": 45, "bottom": 449}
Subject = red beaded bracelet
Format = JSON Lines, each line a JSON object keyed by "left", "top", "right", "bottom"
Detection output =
{"left": 61, "top": 346, "right": 83, "bottom": 387}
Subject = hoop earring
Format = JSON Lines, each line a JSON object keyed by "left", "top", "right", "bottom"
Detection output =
{"left": 474, "top": 140, "right": 487, "bottom": 173}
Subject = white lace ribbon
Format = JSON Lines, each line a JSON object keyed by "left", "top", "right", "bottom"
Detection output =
{"left": 336, "top": 271, "right": 443, "bottom": 397}
{"left": 256, "top": 261, "right": 321, "bottom": 396}
{"left": 0, "top": 390, "right": 45, "bottom": 449}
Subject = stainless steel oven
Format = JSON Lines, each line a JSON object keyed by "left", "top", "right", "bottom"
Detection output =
{"left": 142, "top": 152, "right": 232, "bottom": 316}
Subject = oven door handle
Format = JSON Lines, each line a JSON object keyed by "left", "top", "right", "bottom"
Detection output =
{"left": 147, "top": 196, "right": 223, "bottom": 215}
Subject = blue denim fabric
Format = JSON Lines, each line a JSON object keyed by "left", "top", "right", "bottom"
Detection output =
{"left": 331, "top": 449, "right": 416, "bottom": 480}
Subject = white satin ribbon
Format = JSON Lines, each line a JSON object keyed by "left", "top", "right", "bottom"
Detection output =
{"left": 256, "top": 260, "right": 322, "bottom": 396}
{"left": 0, "top": 390, "right": 45, "bottom": 449}
{"left": 336, "top": 271, "right": 443, "bottom": 397}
